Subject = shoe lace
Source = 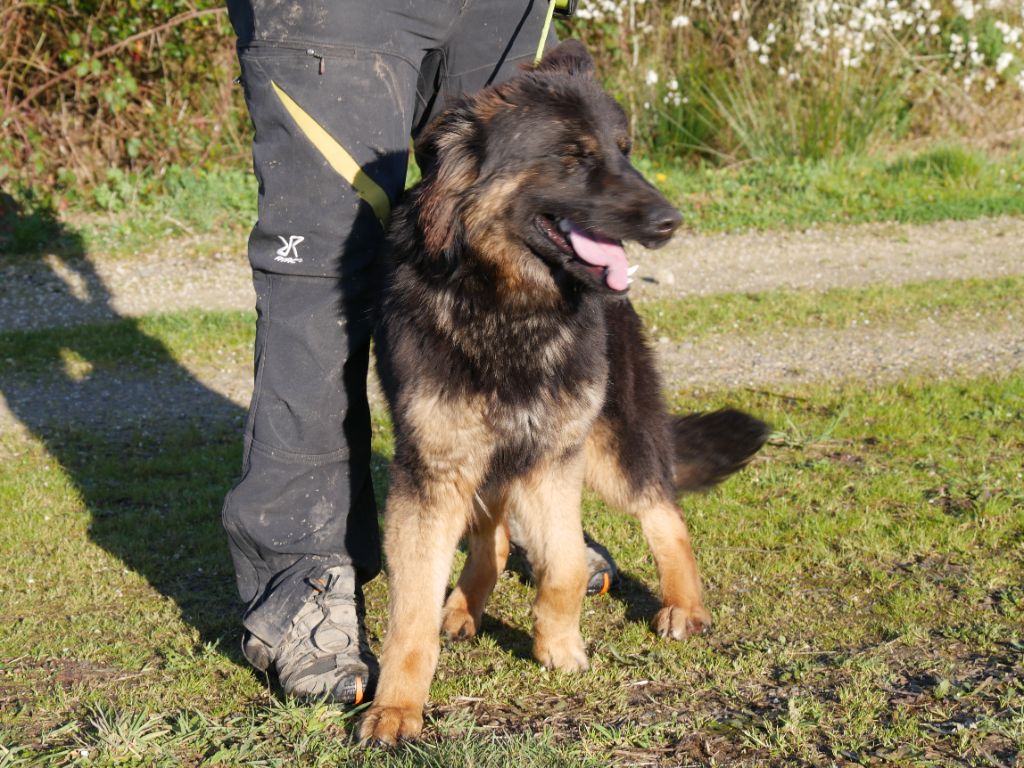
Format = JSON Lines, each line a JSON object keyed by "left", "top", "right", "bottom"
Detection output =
{"left": 305, "top": 570, "right": 370, "bottom": 658}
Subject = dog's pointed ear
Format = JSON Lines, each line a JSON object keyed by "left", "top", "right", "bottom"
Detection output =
{"left": 413, "top": 106, "right": 480, "bottom": 257}
{"left": 533, "top": 39, "right": 595, "bottom": 77}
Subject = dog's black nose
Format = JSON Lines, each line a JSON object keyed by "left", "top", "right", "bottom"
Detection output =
{"left": 647, "top": 206, "right": 683, "bottom": 239}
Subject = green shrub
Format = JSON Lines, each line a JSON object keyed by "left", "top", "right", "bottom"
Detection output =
{"left": 1, "top": 1, "right": 247, "bottom": 195}
{"left": 2, "top": 0, "right": 1023, "bottom": 203}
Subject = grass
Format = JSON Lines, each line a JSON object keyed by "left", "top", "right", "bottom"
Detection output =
{"left": 636, "top": 274, "right": 1024, "bottom": 343}
{"left": 2, "top": 311, "right": 1023, "bottom": 764}
{"left": 0, "top": 312, "right": 253, "bottom": 376}
{"left": 2, "top": 135, "right": 1023, "bottom": 764}
{"left": 638, "top": 144, "right": 1024, "bottom": 233}
{"left": 3, "top": 143, "right": 1023, "bottom": 264}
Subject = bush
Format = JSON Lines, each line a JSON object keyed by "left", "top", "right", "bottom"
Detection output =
{"left": 2, "top": 0, "right": 1023, "bottom": 203}
{"left": 570, "top": 0, "right": 1024, "bottom": 161}
{"left": 0, "top": 1, "right": 247, "bottom": 198}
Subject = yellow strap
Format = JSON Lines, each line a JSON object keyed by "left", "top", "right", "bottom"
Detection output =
{"left": 534, "top": 0, "right": 557, "bottom": 65}
{"left": 270, "top": 80, "right": 391, "bottom": 228}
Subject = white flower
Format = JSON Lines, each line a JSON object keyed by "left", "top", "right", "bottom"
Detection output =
{"left": 985, "top": 76, "right": 997, "bottom": 91}
{"left": 759, "top": 53, "right": 769, "bottom": 64}
{"left": 671, "top": 14, "right": 691, "bottom": 28}
{"left": 731, "top": 9, "right": 741, "bottom": 21}
{"left": 996, "top": 51, "right": 1014, "bottom": 73}
{"left": 668, "top": 78, "right": 679, "bottom": 91}
{"left": 747, "top": 37, "right": 761, "bottom": 52}
{"left": 645, "top": 69, "right": 658, "bottom": 85}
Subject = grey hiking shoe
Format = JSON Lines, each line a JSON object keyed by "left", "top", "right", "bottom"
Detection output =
{"left": 242, "top": 566, "right": 377, "bottom": 705}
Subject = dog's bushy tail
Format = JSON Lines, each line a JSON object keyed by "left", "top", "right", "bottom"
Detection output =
{"left": 673, "top": 409, "right": 770, "bottom": 492}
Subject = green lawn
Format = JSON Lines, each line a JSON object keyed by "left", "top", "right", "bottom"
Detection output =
{"left": 2, "top": 355, "right": 1022, "bottom": 764}
{"left": 2, "top": 139, "right": 1023, "bottom": 765}
{"left": 640, "top": 144, "right": 1024, "bottom": 233}
{"left": 4, "top": 143, "right": 1023, "bottom": 263}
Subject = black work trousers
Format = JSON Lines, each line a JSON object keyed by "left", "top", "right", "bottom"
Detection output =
{"left": 222, "top": 0, "right": 555, "bottom": 648}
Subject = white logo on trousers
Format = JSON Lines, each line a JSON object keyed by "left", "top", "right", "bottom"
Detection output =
{"left": 275, "top": 235, "right": 305, "bottom": 263}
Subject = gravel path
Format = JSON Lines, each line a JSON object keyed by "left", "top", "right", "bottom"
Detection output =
{"left": 2, "top": 311, "right": 1019, "bottom": 435}
{"left": 1, "top": 216, "right": 1022, "bottom": 432}
{"left": 635, "top": 215, "right": 1024, "bottom": 298}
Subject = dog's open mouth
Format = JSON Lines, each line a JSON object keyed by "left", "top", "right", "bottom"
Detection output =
{"left": 536, "top": 216, "right": 636, "bottom": 293}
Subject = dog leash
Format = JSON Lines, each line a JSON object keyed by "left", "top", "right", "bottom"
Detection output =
{"left": 534, "top": 0, "right": 578, "bottom": 64}
{"left": 534, "top": 0, "right": 557, "bottom": 64}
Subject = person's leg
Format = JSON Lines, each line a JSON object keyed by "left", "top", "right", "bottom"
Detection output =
{"left": 222, "top": 0, "right": 449, "bottom": 702}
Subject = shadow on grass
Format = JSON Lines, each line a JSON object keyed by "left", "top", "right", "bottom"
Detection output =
{"left": 0, "top": 191, "right": 250, "bottom": 662}
{"left": 0, "top": 191, "right": 83, "bottom": 261}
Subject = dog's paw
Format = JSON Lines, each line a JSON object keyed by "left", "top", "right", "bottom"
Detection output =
{"left": 653, "top": 605, "right": 712, "bottom": 640}
{"left": 534, "top": 634, "right": 589, "bottom": 672}
{"left": 441, "top": 606, "right": 478, "bottom": 641}
{"left": 359, "top": 704, "right": 423, "bottom": 746}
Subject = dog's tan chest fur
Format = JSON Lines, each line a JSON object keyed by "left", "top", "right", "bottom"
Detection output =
{"left": 402, "top": 376, "right": 606, "bottom": 487}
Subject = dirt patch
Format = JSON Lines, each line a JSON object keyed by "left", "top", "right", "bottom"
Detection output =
{"left": 659, "top": 313, "right": 1024, "bottom": 390}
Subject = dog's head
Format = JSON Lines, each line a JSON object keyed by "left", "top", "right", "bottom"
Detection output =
{"left": 412, "top": 40, "right": 682, "bottom": 298}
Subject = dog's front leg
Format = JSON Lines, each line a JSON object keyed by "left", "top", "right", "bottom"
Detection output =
{"left": 507, "top": 454, "right": 589, "bottom": 672}
{"left": 359, "top": 478, "right": 473, "bottom": 745}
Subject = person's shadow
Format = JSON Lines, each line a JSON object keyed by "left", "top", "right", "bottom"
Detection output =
{"left": 1, "top": 191, "right": 250, "bottom": 659}
{"left": 1, "top": 159, "right": 426, "bottom": 670}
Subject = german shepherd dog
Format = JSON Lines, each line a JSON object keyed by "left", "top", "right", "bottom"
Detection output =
{"left": 359, "top": 41, "right": 768, "bottom": 744}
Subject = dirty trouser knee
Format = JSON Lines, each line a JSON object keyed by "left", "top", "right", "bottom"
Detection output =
{"left": 222, "top": 0, "right": 555, "bottom": 649}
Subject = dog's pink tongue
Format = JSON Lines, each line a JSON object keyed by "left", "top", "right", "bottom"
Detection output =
{"left": 568, "top": 225, "right": 629, "bottom": 291}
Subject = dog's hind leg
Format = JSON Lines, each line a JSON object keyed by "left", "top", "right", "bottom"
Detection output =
{"left": 506, "top": 455, "right": 590, "bottom": 671}
{"left": 360, "top": 477, "right": 475, "bottom": 745}
{"left": 584, "top": 423, "right": 712, "bottom": 639}
{"left": 634, "top": 497, "right": 712, "bottom": 639}
{"left": 441, "top": 491, "right": 511, "bottom": 641}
